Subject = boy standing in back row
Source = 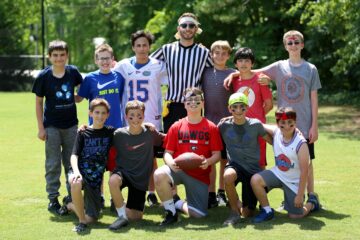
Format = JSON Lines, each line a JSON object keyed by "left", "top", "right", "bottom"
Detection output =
{"left": 32, "top": 40, "right": 83, "bottom": 214}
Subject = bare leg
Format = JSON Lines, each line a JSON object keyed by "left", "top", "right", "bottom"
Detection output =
{"left": 154, "top": 167, "right": 173, "bottom": 202}
{"left": 307, "top": 161, "right": 314, "bottom": 194}
{"left": 108, "top": 174, "right": 125, "bottom": 209}
{"left": 218, "top": 159, "right": 227, "bottom": 190}
{"left": 148, "top": 158, "right": 158, "bottom": 192}
{"left": 224, "top": 168, "right": 240, "bottom": 214}
{"left": 70, "top": 180, "right": 86, "bottom": 223}
{"left": 250, "top": 173, "right": 270, "bottom": 207}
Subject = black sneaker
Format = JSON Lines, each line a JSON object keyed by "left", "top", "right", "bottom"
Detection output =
{"left": 58, "top": 195, "right": 72, "bottom": 216}
{"left": 160, "top": 210, "right": 178, "bottom": 226}
{"left": 208, "top": 192, "right": 218, "bottom": 209}
{"left": 173, "top": 194, "right": 181, "bottom": 204}
{"left": 72, "top": 223, "right": 88, "bottom": 233}
{"left": 147, "top": 193, "right": 159, "bottom": 207}
{"left": 48, "top": 198, "right": 61, "bottom": 214}
{"left": 109, "top": 216, "right": 129, "bottom": 230}
{"left": 217, "top": 190, "right": 228, "bottom": 206}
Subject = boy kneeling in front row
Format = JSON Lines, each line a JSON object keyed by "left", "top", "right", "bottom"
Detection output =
{"left": 251, "top": 107, "right": 320, "bottom": 223}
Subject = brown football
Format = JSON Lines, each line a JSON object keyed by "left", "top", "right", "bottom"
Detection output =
{"left": 174, "top": 152, "right": 204, "bottom": 170}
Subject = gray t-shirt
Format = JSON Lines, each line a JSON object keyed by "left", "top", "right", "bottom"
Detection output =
{"left": 113, "top": 126, "right": 163, "bottom": 191}
{"left": 260, "top": 59, "right": 322, "bottom": 138}
{"left": 218, "top": 117, "right": 266, "bottom": 174}
{"left": 202, "top": 67, "right": 236, "bottom": 124}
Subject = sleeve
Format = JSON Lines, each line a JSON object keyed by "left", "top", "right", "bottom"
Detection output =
{"left": 259, "top": 79, "right": 273, "bottom": 101}
{"left": 163, "top": 124, "right": 178, "bottom": 152}
{"left": 31, "top": 70, "right": 46, "bottom": 97}
{"left": 310, "top": 64, "right": 322, "bottom": 91}
{"left": 77, "top": 74, "right": 91, "bottom": 99}
{"left": 159, "top": 61, "right": 169, "bottom": 85}
{"left": 257, "top": 121, "right": 267, "bottom": 137}
{"left": 258, "top": 61, "right": 279, "bottom": 80}
{"left": 150, "top": 47, "right": 164, "bottom": 61}
{"left": 209, "top": 124, "right": 223, "bottom": 151}
{"left": 72, "top": 131, "right": 84, "bottom": 156}
{"left": 71, "top": 66, "right": 83, "bottom": 85}
{"left": 205, "top": 50, "right": 213, "bottom": 68}
{"left": 152, "top": 130, "right": 165, "bottom": 147}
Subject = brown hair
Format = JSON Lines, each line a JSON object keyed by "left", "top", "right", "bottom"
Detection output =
{"left": 183, "top": 87, "right": 204, "bottom": 100}
{"left": 125, "top": 100, "right": 145, "bottom": 115}
{"left": 95, "top": 43, "right": 114, "bottom": 59}
{"left": 211, "top": 40, "right": 232, "bottom": 55}
{"left": 89, "top": 98, "right": 110, "bottom": 113}
{"left": 48, "top": 40, "right": 68, "bottom": 55}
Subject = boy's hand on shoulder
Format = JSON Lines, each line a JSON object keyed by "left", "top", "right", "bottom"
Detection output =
{"left": 78, "top": 124, "right": 88, "bottom": 132}
{"left": 223, "top": 71, "right": 239, "bottom": 90}
{"left": 218, "top": 116, "right": 233, "bottom": 125}
{"left": 257, "top": 73, "right": 271, "bottom": 85}
{"left": 37, "top": 128, "right": 47, "bottom": 141}
{"left": 143, "top": 122, "right": 156, "bottom": 131}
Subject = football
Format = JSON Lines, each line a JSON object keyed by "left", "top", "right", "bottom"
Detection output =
{"left": 174, "top": 152, "right": 204, "bottom": 170}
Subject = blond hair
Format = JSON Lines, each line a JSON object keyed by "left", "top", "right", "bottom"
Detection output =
{"left": 283, "top": 30, "right": 304, "bottom": 44}
{"left": 210, "top": 40, "right": 232, "bottom": 54}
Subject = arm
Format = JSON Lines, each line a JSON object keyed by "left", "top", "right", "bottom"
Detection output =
{"left": 35, "top": 96, "right": 46, "bottom": 141}
{"left": 163, "top": 150, "right": 179, "bottom": 172}
{"left": 74, "top": 84, "right": 83, "bottom": 103}
{"left": 262, "top": 124, "right": 276, "bottom": 145}
{"left": 308, "top": 90, "right": 319, "bottom": 143}
{"left": 263, "top": 98, "right": 273, "bottom": 115}
{"left": 223, "top": 71, "right": 240, "bottom": 90}
{"left": 294, "top": 143, "right": 310, "bottom": 208}
{"left": 69, "top": 154, "right": 82, "bottom": 183}
{"left": 199, "top": 151, "right": 221, "bottom": 170}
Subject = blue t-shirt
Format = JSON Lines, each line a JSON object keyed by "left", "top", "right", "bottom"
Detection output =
{"left": 78, "top": 70, "right": 125, "bottom": 128}
{"left": 32, "top": 65, "right": 83, "bottom": 129}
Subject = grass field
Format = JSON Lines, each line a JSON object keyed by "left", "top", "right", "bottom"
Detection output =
{"left": 0, "top": 92, "right": 359, "bottom": 240}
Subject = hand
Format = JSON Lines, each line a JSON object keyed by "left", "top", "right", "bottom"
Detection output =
{"left": 78, "top": 124, "right": 88, "bottom": 132}
{"left": 69, "top": 172, "right": 82, "bottom": 183}
{"left": 223, "top": 71, "right": 239, "bottom": 90}
{"left": 294, "top": 194, "right": 304, "bottom": 208}
{"left": 257, "top": 73, "right": 270, "bottom": 85}
{"left": 167, "top": 159, "right": 180, "bottom": 172}
{"left": 219, "top": 116, "right": 233, "bottom": 125}
{"left": 143, "top": 122, "right": 156, "bottom": 131}
{"left": 37, "top": 128, "right": 46, "bottom": 141}
{"left": 199, "top": 156, "right": 208, "bottom": 170}
{"left": 308, "top": 125, "right": 318, "bottom": 144}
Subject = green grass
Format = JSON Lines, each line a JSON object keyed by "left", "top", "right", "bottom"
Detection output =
{"left": 0, "top": 92, "right": 359, "bottom": 239}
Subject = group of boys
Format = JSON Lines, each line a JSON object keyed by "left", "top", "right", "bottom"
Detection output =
{"left": 32, "top": 11, "right": 321, "bottom": 233}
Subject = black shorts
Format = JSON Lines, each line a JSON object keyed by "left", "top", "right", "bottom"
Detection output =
{"left": 306, "top": 139, "right": 315, "bottom": 160}
{"left": 225, "top": 162, "right": 257, "bottom": 210}
{"left": 112, "top": 170, "right": 146, "bottom": 212}
{"left": 163, "top": 102, "right": 187, "bottom": 133}
{"left": 221, "top": 139, "right": 227, "bottom": 159}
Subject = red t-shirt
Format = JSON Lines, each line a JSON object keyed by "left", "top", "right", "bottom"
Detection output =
{"left": 164, "top": 117, "right": 223, "bottom": 185}
{"left": 232, "top": 73, "right": 272, "bottom": 123}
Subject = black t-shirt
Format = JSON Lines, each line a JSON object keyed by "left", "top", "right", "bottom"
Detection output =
{"left": 32, "top": 65, "right": 83, "bottom": 128}
{"left": 72, "top": 126, "right": 115, "bottom": 188}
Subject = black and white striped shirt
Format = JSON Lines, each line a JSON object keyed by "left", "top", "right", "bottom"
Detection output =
{"left": 151, "top": 41, "right": 213, "bottom": 102}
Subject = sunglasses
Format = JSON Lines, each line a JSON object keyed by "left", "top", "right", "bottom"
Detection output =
{"left": 179, "top": 23, "right": 196, "bottom": 29}
{"left": 286, "top": 41, "right": 301, "bottom": 46}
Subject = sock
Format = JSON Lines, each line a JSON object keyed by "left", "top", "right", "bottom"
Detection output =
{"left": 263, "top": 206, "right": 272, "bottom": 213}
{"left": 116, "top": 205, "right": 128, "bottom": 220}
{"left": 148, "top": 191, "right": 155, "bottom": 195}
{"left": 174, "top": 199, "right": 184, "bottom": 210}
{"left": 163, "top": 199, "right": 176, "bottom": 215}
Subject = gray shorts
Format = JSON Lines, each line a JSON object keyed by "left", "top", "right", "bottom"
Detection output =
{"left": 161, "top": 165, "right": 208, "bottom": 216}
{"left": 259, "top": 170, "right": 303, "bottom": 215}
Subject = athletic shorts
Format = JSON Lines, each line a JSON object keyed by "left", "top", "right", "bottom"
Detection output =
{"left": 306, "top": 140, "right": 315, "bottom": 160}
{"left": 259, "top": 170, "right": 303, "bottom": 215}
{"left": 225, "top": 161, "right": 257, "bottom": 210}
{"left": 163, "top": 102, "right": 187, "bottom": 133}
{"left": 160, "top": 165, "right": 208, "bottom": 217}
{"left": 112, "top": 170, "right": 146, "bottom": 212}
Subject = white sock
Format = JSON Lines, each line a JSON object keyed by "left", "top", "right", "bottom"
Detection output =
{"left": 263, "top": 206, "right": 272, "bottom": 213}
{"left": 148, "top": 191, "right": 155, "bottom": 194}
{"left": 163, "top": 199, "right": 176, "bottom": 215}
{"left": 116, "top": 205, "right": 127, "bottom": 220}
{"left": 174, "top": 199, "right": 184, "bottom": 210}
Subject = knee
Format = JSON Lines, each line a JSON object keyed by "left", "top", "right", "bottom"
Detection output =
{"left": 153, "top": 168, "right": 169, "bottom": 186}
{"left": 223, "top": 170, "right": 236, "bottom": 185}
{"left": 250, "top": 174, "right": 263, "bottom": 187}
{"left": 108, "top": 174, "right": 122, "bottom": 188}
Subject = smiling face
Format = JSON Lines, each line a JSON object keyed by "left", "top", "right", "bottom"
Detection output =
{"left": 284, "top": 35, "right": 304, "bottom": 56}
{"left": 126, "top": 108, "right": 145, "bottom": 129}
{"left": 184, "top": 95, "right": 204, "bottom": 114}
{"left": 212, "top": 47, "right": 230, "bottom": 68}
{"left": 235, "top": 58, "right": 253, "bottom": 74}
{"left": 95, "top": 51, "right": 113, "bottom": 73}
{"left": 48, "top": 50, "right": 68, "bottom": 68}
{"left": 228, "top": 103, "right": 247, "bottom": 122}
{"left": 177, "top": 21, "right": 197, "bottom": 41}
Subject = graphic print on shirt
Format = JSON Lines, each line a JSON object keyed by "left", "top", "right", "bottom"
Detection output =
{"left": 275, "top": 153, "right": 295, "bottom": 171}
{"left": 236, "top": 86, "right": 255, "bottom": 107}
{"left": 281, "top": 74, "right": 305, "bottom": 103}
{"left": 97, "top": 80, "right": 116, "bottom": 90}
{"left": 55, "top": 82, "right": 74, "bottom": 109}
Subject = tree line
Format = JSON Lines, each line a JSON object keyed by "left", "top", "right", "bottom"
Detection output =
{"left": 0, "top": 0, "right": 359, "bottom": 92}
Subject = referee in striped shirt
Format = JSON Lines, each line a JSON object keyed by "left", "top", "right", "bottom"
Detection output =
{"left": 151, "top": 12, "right": 213, "bottom": 132}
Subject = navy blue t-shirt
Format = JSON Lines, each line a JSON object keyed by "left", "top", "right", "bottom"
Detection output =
{"left": 32, "top": 65, "right": 83, "bottom": 129}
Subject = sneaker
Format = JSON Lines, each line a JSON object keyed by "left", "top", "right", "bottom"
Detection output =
{"left": 58, "top": 195, "right": 72, "bottom": 216}
{"left": 223, "top": 211, "right": 241, "bottom": 226}
{"left": 147, "top": 193, "right": 159, "bottom": 207}
{"left": 276, "top": 201, "right": 285, "bottom": 211}
{"left": 173, "top": 194, "right": 180, "bottom": 204}
{"left": 48, "top": 198, "right": 61, "bottom": 214}
{"left": 100, "top": 196, "right": 105, "bottom": 209}
{"left": 159, "top": 210, "right": 178, "bottom": 226}
{"left": 110, "top": 199, "right": 116, "bottom": 213}
{"left": 72, "top": 223, "right": 88, "bottom": 233}
{"left": 208, "top": 192, "right": 218, "bottom": 209}
{"left": 217, "top": 190, "right": 228, "bottom": 206}
{"left": 307, "top": 193, "right": 320, "bottom": 212}
{"left": 252, "top": 208, "right": 274, "bottom": 223}
{"left": 109, "top": 216, "right": 129, "bottom": 230}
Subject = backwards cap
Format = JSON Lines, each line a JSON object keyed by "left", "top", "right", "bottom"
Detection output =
{"left": 228, "top": 92, "right": 249, "bottom": 106}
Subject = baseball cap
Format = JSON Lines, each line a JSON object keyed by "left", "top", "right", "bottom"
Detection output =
{"left": 228, "top": 92, "right": 249, "bottom": 106}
